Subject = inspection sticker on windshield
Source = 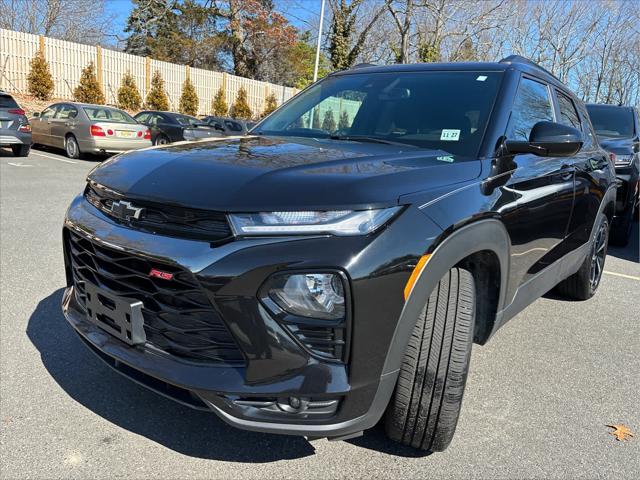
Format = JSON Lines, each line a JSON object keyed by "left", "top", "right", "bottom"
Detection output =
{"left": 440, "top": 129, "right": 460, "bottom": 141}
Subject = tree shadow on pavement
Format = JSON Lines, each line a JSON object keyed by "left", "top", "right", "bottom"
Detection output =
{"left": 26, "top": 289, "right": 315, "bottom": 463}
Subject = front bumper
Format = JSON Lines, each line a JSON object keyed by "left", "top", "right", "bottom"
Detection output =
{"left": 62, "top": 194, "right": 441, "bottom": 437}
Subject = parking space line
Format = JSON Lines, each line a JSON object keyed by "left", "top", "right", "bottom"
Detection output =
{"left": 603, "top": 270, "right": 640, "bottom": 281}
{"left": 31, "top": 151, "right": 77, "bottom": 164}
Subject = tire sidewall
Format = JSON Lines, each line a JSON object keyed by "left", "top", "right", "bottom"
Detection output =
{"left": 65, "top": 136, "right": 80, "bottom": 159}
{"left": 154, "top": 135, "right": 168, "bottom": 146}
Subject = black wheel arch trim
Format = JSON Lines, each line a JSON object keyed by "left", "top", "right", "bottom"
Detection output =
{"left": 380, "top": 218, "right": 510, "bottom": 378}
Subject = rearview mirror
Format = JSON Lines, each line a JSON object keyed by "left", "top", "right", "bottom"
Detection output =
{"left": 505, "top": 121, "right": 583, "bottom": 157}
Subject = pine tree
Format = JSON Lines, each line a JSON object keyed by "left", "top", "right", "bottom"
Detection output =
{"left": 74, "top": 62, "right": 105, "bottom": 104}
{"left": 27, "top": 51, "right": 55, "bottom": 101}
{"left": 145, "top": 70, "right": 170, "bottom": 111}
{"left": 338, "top": 110, "right": 350, "bottom": 130}
{"left": 322, "top": 108, "right": 337, "bottom": 132}
{"left": 230, "top": 87, "right": 252, "bottom": 120}
{"left": 458, "top": 38, "right": 477, "bottom": 62}
{"left": 179, "top": 76, "right": 198, "bottom": 115}
{"left": 211, "top": 87, "right": 228, "bottom": 116}
{"left": 311, "top": 108, "right": 321, "bottom": 129}
{"left": 117, "top": 72, "right": 142, "bottom": 111}
{"left": 261, "top": 92, "right": 278, "bottom": 118}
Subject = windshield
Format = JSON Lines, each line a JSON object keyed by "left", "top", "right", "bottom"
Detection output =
{"left": 586, "top": 105, "right": 635, "bottom": 138}
{"left": 255, "top": 70, "right": 503, "bottom": 157}
{"left": 83, "top": 107, "right": 137, "bottom": 124}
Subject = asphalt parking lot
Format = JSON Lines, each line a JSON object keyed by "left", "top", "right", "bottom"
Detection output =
{"left": 1, "top": 146, "right": 638, "bottom": 479}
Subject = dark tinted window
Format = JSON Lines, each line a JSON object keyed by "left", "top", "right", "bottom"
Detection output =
{"left": 224, "top": 120, "right": 243, "bottom": 132}
{"left": 0, "top": 94, "right": 19, "bottom": 108}
{"left": 135, "top": 112, "right": 150, "bottom": 123}
{"left": 586, "top": 105, "right": 635, "bottom": 138}
{"left": 557, "top": 92, "right": 580, "bottom": 129}
{"left": 507, "top": 77, "right": 554, "bottom": 141}
{"left": 256, "top": 71, "right": 503, "bottom": 157}
{"left": 173, "top": 114, "right": 200, "bottom": 126}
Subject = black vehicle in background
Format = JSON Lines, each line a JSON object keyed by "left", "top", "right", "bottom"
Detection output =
{"left": 134, "top": 111, "right": 223, "bottom": 145}
{"left": 587, "top": 104, "right": 639, "bottom": 245}
{"left": 201, "top": 115, "right": 252, "bottom": 135}
{"left": 0, "top": 91, "right": 32, "bottom": 157}
{"left": 63, "top": 56, "right": 616, "bottom": 452}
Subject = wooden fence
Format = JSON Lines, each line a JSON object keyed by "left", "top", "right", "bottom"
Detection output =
{"left": 0, "top": 28, "right": 298, "bottom": 117}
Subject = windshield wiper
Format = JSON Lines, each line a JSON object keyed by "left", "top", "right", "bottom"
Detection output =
{"left": 328, "top": 135, "right": 415, "bottom": 147}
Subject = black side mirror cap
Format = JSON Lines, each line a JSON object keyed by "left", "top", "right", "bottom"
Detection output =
{"left": 505, "top": 121, "right": 583, "bottom": 157}
{"left": 32, "top": 112, "right": 40, "bottom": 118}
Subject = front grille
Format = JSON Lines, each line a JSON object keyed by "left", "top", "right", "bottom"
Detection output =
{"left": 85, "top": 182, "right": 233, "bottom": 243}
{"left": 66, "top": 229, "right": 245, "bottom": 364}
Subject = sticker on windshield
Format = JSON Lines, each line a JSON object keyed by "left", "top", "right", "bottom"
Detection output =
{"left": 476, "top": 75, "right": 488, "bottom": 81}
{"left": 440, "top": 129, "right": 460, "bottom": 141}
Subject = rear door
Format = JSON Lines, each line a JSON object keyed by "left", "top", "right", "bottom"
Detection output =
{"left": 499, "top": 76, "right": 576, "bottom": 288}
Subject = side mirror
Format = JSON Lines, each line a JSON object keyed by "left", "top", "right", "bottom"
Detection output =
{"left": 32, "top": 112, "right": 40, "bottom": 118}
{"left": 505, "top": 121, "right": 583, "bottom": 157}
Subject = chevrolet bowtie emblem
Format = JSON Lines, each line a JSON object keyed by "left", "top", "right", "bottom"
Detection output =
{"left": 110, "top": 200, "right": 145, "bottom": 221}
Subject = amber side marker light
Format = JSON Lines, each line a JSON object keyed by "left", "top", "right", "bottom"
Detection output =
{"left": 403, "top": 254, "right": 432, "bottom": 301}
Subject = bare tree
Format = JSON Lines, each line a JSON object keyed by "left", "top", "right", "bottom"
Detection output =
{"left": 0, "top": 0, "right": 115, "bottom": 45}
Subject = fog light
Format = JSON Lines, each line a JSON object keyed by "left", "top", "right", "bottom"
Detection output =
{"left": 269, "top": 273, "right": 345, "bottom": 320}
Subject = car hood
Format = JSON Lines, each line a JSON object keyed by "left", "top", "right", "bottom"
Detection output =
{"left": 88, "top": 136, "right": 481, "bottom": 211}
{"left": 599, "top": 136, "right": 636, "bottom": 155}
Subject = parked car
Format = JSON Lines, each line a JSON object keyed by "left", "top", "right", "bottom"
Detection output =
{"left": 586, "top": 103, "right": 639, "bottom": 245}
{"left": 30, "top": 102, "right": 151, "bottom": 159}
{"left": 134, "top": 111, "right": 223, "bottom": 145}
{"left": 0, "top": 90, "right": 32, "bottom": 157}
{"left": 201, "top": 115, "right": 252, "bottom": 135}
{"left": 62, "top": 56, "right": 616, "bottom": 452}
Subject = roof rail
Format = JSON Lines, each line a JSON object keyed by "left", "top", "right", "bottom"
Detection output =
{"left": 350, "top": 63, "right": 377, "bottom": 70}
{"left": 499, "top": 55, "right": 560, "bottom": 82}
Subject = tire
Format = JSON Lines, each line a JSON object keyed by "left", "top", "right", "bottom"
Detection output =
{"left": 555, "top": 213, "right": 609, "bottom": 300}
{"left": 610, "top": 205, "right": 633, "bottom": 246}
{"left": 384, "top": 267, "right": 475, "bottom": 452}
{"left": 154, "top": 134, "right": 169, "bottom": 146}
{"left": 65, "top": 135, "right": 82, "bottom": 159}
{"left": 11, "top": 144, "right": 30, "bottom": 157}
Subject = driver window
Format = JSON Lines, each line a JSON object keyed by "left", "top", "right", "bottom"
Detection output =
{"left": 41, "top": 106, "right": 57, "bottom": 119}
{"left": 294, "top": 91, "right": 364, "bottom": 134}
{"left": 506, "top": 77, "right": 554, "bottom": 141}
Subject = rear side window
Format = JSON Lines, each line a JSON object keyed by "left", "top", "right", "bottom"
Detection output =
{"left": 83, "top": 107, "right": 136, "bottom": 124}
{"left": 506, "top": 77, "right": 554, "bottom": 141}
{"left": 56, "top": 104, "right": 78, "bottom": 120}
{"left": 586, "top": 105, "right": 635, "bottom": 138}
{"left": 556, "top": 92, "right": 580, "bottom": 129}
{"left": 0, "top": 94, "right": 19, "bottom": 108}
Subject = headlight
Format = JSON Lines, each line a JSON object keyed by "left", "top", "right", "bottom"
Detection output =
{"left": 228, "top": 207, "right": 401, "bottom": 236}
{"left": 268, "top": 273, "right": 345, "bottom": 320}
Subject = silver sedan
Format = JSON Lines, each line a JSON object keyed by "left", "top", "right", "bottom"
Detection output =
{"left": 31, "top": 102, "right": 151, "bottom": 159}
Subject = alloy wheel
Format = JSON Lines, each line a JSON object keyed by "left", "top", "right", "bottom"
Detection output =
{"left": 589, "top": 222, "right": 607, "bottom": 291}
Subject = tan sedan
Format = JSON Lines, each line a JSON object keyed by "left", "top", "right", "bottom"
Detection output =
{"left": 31, "top": 102, "right": 151, "bottom": 159}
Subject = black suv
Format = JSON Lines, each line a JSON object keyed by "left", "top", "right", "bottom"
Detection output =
{"left": 62, "top": 56, "right": 615, "bottom": 452}
{"left": 586, "top": 104, "right": 639, "bottom": 245}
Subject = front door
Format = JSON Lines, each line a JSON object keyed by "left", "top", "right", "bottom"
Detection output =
{"left": 498, "top": 76, "right": 575, "bottom": 295}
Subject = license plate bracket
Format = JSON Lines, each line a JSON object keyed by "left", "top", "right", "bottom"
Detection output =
{"left": 84, "top": 283, "right": 146, "bottom": 345}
